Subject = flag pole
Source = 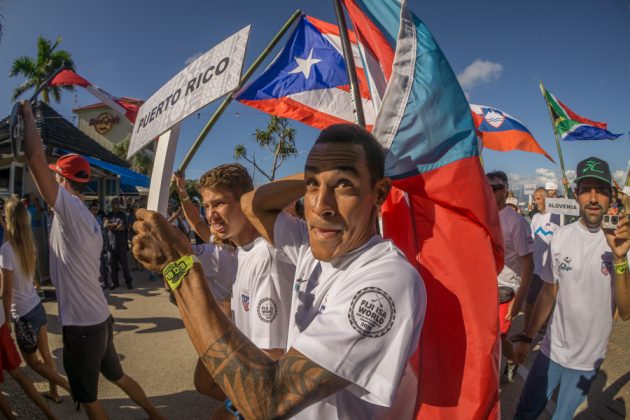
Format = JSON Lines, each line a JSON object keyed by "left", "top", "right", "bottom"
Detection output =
{"left": 539, "top": 82, "right": 570, "bottom": 196}
{"left": 332, "top": 0, "right": 366, "bottom": 128}
{"left": 178, "top": 9, "right": 303, "bottom": 173}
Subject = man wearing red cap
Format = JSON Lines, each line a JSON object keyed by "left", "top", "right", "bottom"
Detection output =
{"left": 19, "top": 102, "right": 164, "bottom": 420}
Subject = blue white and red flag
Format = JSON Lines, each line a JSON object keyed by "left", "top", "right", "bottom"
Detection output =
{"left": 234, "top": 14, "right": 380, "bottom": 130}
{"left": 470, "top": 104, "right": 555, "bottom": 162}
{"left": 342, "top": 1, "right": 503, "bottom": 418}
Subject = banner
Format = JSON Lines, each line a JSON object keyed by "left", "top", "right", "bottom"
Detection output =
{"left": 128, "top": 26, "right": 250, "bottom": 158}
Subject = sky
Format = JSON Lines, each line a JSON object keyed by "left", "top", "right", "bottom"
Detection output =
{"left": 1, "top": 0, "right": 629, "bottom": 193}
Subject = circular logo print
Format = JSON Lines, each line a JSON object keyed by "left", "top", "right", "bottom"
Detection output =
{"left": 348, "top": 287, "right": 396, "bottom": 338}
{"left": 257, "top": 297, "right": 278, "bottom": 323}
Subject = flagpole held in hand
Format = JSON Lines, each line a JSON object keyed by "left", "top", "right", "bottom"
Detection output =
{"left": 178, "top": 9, "right": 303, "bottom": 173}
{"left": 332, "top": 0, "right": 366, "bottom": 128}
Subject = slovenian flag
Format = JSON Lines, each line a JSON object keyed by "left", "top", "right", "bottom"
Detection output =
{"left": 342, "top": 0, "right": 503, "bottom": 418}
{"left": 540, "top": 84, "right": 621, "bottom": 141}
{"left": 234, "top": 14, "right": 380, "bottom": 130}
{"left": 470, "top": 104, "right": 555, "bottom": 163}
{"left": 50, "top": 69, "right": 139, "bottom": 123}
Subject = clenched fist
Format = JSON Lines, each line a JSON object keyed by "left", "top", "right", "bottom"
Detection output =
{"left": 132, "top": 208, "right": 193, "bottom": 272}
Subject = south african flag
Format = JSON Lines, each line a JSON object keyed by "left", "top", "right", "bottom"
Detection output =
{"left": 540, "top": 84, "right": 621, "bottom": 141}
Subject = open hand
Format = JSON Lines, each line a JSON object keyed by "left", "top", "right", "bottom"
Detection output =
{"left": 132, "top": 209, "right": 192, "bottom": 272}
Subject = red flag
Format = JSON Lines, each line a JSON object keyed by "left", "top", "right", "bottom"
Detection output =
{"left": 343, "top": 1, "right": 503, "bottom": 418}
{"left": 51, "top": 69, "right": 138, "bottom": 123}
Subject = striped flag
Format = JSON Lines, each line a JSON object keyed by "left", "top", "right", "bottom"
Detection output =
{"left": 471, "top": 104, "right": 555, "bottom": 162}
{"left": 540, "top": 85, "right": 621, "bottom": 141}
{"left": 342, "top": 1, "right": 503, "bottom": 418}
{"left": 50, "top": 69, "right": 139, "bottom": 123}
{"left": 234, "top": 14, "right": 380, "bottom": 130}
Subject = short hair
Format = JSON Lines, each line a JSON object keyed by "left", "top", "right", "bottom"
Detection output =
{"left": 534, "top": 187, "right": 548, "bottom": 195}
{"left": 197, "top": 163, "right": 253, "bottom": 199}
{"left": 314, "top": 124, "right": 385, "bottom": 185}
{"left": 486, "top": 170, "right": 509, "bottom": 187}
{"left": 62, "top": 176, "right": 86, "bottom": 194}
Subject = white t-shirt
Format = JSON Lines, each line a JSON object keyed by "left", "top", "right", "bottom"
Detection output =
{"left": 274, "top": 212, "right": 425, "bottom": 419}
{"left": 230, "top": 237, "right": 295, "bottom": 350}
{"left": 0, "top": 242, "right": 40, "bottom": 317}
{"left": 530, "top": 211, "right": 560, "bottom": 276}
{"left": 540, "top": 221, "right": 623, "bottom": 370}
{"left": 498, "top": 206, "right": 534, "bottom": 291}
{"left": 49, "top": 187, "right": 110, "bottom": 326}
{"left": 192, "top": 243, "right": 237, "bottom": 302}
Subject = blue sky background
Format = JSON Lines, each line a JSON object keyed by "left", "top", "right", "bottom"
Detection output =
{"left": 1, "top": 0, "right": 629, "bottom": 192}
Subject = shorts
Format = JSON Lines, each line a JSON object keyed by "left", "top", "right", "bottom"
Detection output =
{"left": 499, "top": 301, "right": 512, "bottom": 335}
{"left": 62, "top": 316, "right": 124, "bottom": 403}
{"left": 498, "top": 286, "right": 515, "bottom": 336}
{"left": 13, "top": 302, "right": 48, "bottom": 353}
{"left": 0, "top": 323, "right": 22, "bottom": 383}
{"left": 526, "top": 274, "right": 544, "bottom": 305}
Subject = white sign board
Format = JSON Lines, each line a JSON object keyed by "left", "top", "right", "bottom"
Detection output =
{"left": 546, "top": 198, "right": 579, "bottom": 216}
{"left": 128, "top": 25, "right": 250, "bottom": 158}
{"left": 524, "top": 184, "right": 537, "bottom": 195}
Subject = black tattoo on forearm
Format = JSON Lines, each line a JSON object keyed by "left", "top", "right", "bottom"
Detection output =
{"left": 202, "top": 328, "right": 348, "bottom": 419}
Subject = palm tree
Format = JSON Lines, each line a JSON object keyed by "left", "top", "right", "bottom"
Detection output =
{"left": 9, "top": 35, "right": 75, "bottom": 103}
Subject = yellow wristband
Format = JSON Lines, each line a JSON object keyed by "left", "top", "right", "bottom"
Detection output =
{"left": 162, "top": 255, "right": 196, "bottom": 291}
{"left": 614, "top": 260, "right": 629, "bottom": 275}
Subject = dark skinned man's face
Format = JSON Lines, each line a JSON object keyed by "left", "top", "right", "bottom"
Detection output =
{"left": 303, "top": 143, "right": 390, "bottom": 262}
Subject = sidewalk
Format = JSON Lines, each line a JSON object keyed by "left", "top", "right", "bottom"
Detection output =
{"left": 2, "top": 268, "right": 628, "bottom": 419}
{"left": 2, "top": 269, "right": 219, "bottom": 419}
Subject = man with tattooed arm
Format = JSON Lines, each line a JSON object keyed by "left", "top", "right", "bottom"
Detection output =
{"left": 132, "top": 124, "right": 426, "bottom": 419}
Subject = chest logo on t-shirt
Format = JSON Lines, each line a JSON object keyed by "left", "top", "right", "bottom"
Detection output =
{"left": 257, "top": 297, "right": 278, "bottom": 323}
{"left": 241, "top": 289, "right": 250, "bottom": 312}
{"left": 559, "top": 256, "right": 573, "bottom": 272}
{"left": 348, "top": 287, "right": 396, "bottom": 338}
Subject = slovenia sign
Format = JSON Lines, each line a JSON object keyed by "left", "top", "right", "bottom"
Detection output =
{"left": 128, "top": 26, "right": 250, "bottom": 158}
{"left": 546, "top": 198, "right": 579, "bottom": 216}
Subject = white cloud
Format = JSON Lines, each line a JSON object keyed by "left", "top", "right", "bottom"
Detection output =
{"left": 613, "top": 170, "right": 626, "bottom": 186}
{"left": 184, "top": 51, "right": 203, "bottom": 66}
{"left": 457, "top": 59, "right": 503, "bottom": 99}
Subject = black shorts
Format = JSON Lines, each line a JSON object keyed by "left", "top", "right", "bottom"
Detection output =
{"left": 526, "top": 274, "right": 544, "bottom": 305}
{"left": 62, "top": 316, "right": 124, "bottom": 403}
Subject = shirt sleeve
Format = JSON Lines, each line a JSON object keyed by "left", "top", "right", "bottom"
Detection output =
{"left": 540, "top": 236, "right": 557, "bottom": 284}
{"left": 194, "top": 243, "right": 236, "bottom": 301}
{"left": 513, "top": 216, "right": 534, "bottom": 257}
{"left": 273, "top": 211, "right": 308, "bottom": 265}
{"left": 291, "top": 258, "right": 425, "bottom": 407}
{"left": 0, "top": 243, "right": 14, "bottom": 271}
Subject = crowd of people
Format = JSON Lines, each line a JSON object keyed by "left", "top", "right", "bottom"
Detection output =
{"left": 0, "top": 100, "right": 628, "bottom": 419}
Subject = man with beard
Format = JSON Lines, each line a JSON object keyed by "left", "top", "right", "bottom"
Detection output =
{"left": 512, "top": 157, "right": 630, "bottom": 419}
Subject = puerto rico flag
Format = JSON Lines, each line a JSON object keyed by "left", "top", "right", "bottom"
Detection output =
{"left": 471, "top": 104, "right": 555, "bottom": 163}
{"left": 50, "top": 69, "right": 139, "bottom": 123}
{"left": 541, "top": 84, "right": 621, "bottom": 141}
{"left": 234, "top": 14, "right": 379, "bottom": 130}
{"left": 343, "top": 0, "right": 503, "bottom": 418}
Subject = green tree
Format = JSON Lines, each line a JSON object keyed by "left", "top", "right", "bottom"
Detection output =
{"left": 112, "top": 138, "right": 154, "bottom": 176}
{"left": 233, "top": 116, "right": 298, "bottom": 181}
{"left": 9, "top": 35, "right": 75, "bottom": 103}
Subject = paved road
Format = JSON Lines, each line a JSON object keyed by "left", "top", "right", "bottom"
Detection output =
{"left": 2, "top": 269, "right": 628, "bottom": 419}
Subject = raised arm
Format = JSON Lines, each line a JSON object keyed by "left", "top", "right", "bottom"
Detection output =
{"left": 132, "top": 210, "right": 348, "bottom": 419}
{"left": 606, "top": 216, "right": 630, "bottom": 320}
{"left": 21, "top": 102, "right": 59, "bottom": 207}
{"left": 240, "top": 173, "right": 305, "bottom": 245}
{"left": 172, "top": 172, "right": 210, "bottom": 243}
